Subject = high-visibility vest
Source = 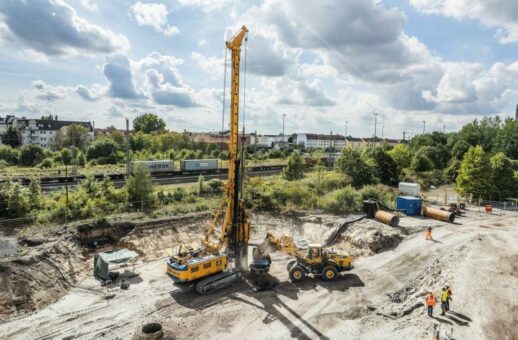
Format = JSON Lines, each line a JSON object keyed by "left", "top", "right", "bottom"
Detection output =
{"left": 441, "top": 291, "right": 448, "bottom": 302}
{"left": 426, "top": 294, "right": 435, "bottom": 306}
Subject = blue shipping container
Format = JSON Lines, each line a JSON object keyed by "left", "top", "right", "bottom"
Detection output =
{"left": 397, "top": 196, "right": 422, "bottom": 216}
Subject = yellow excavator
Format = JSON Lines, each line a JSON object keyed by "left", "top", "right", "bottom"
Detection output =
{"left": 166, "top": 26, "right": 250, "bottom": 294}
{"left": 250, "top": 231, "right": 354, "bottom": 282}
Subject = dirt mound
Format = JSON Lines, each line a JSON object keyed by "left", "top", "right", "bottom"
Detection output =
{"left": 119, "top": 213, "right": 211, "bottom": 260}
{"left": 0, "top": 239, "right": 87, "bottom": 320}
{"left": 337, "top": 219, "right": 404, "bottom": 256}
{"left": 376, "top": 243, "right": 470, "bottom": 318}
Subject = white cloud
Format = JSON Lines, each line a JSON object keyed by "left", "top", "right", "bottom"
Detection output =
{"left": 129, "top": 2, "right": 179, "bottom": 37}
{"left": 191, "top": 52, "right": 223, "bottom": 77}
{"left": 410, "top": 0, "right": 518, "bottom": 43}
{"left": 177, "top": 0, "right": 235, "bottom": 12}
{"left": 0, "top": 0, "right": 129, "bottom": 56}
{"left": 80, "top": 0, "right": 98, "bottom": 11}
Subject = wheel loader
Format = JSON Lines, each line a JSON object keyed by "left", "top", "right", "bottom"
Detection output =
{"left": 250, "top": 232, "right": 353, "bottom": 282}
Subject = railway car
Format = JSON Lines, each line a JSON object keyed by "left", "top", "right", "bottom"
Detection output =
{"left": 130, "top": 160, "right": 174, "bottom": 175}
{"left": 180, "top": 159, "right": 218, "bottom": 173}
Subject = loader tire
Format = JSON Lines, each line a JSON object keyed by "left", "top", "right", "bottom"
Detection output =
{"left": 286, "top": 260, "right": 297, "bottom": 271}
{"left": 322, "top": 266, "right": 338, "bottom": 281}
{"left": 289, "top": 265, "right": 306, "bottom": 282}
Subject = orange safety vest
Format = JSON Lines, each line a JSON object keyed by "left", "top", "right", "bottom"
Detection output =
{"left": 426, "top": 294, "right": 435, "bottom": 306}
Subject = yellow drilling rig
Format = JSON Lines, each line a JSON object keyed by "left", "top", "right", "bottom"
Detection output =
{"left": 166, "top": 26, "right": 250, "bottom": 294}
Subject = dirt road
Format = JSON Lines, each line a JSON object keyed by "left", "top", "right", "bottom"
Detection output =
{"left": 0, "top": 210, "right": 516, "bottom": 339}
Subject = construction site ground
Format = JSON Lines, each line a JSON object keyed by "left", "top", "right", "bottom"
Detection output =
{"left": 0, "top": 208, "right": 516, "bottom": 339}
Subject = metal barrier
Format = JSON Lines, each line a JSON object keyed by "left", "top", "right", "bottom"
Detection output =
{"left": 477, "top": 199, "right": 518, "bottom": 211}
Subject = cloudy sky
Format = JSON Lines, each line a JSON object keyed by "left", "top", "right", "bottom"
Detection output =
{"left": 0, "top": 0, "right": 517, "bottom": 138}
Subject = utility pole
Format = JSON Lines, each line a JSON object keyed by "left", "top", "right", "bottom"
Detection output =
{"left": 422, "top": 120, "right": 426, "bottom": 134}
{"left": 282, "top": 113, "right": 286, "bottom": 146}
{"left": 373, "top": 111, "right": 378, "bottom": 147}
{"left": 381, "top": 125, "right": 384, "bottom": 140}
{"left": 402, "top": 131, "right": 408, "bottom": 141}
{"left": 125, "top": 118, "right": 130, "bottom": 178}
{"left": 65, "top": 162, "right": 68, "bottom": 226}
{"left": 373, "top": 112, "right": 378, "bottom": 138}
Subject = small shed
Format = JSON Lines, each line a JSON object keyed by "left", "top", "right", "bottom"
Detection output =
{"left": 94, "top": 249, "right": 138, "bottom": 280}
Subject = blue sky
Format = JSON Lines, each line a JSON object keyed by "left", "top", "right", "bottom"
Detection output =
{"left": 0, "top": 0, "right": 516, "bottom": 138}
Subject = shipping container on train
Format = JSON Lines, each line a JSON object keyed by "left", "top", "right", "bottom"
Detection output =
{"left": 130, "top": 160, "right": 174, "bottom": 174}
{"left": 180, "top": 159, "right": 219, "bottom": 172}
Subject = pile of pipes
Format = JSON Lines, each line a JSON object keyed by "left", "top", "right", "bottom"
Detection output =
{"left": 422, "top": 206, "right": 455, "bottom": 222}
{"left": 363, "top": 200, "right": 399, "bottom": 227}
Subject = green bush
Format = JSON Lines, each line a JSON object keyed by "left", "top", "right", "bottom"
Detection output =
{"left": 207, "top": 179, "right": 223, "bottom": 194}
{"left": 39, "top": 158, "right": 53, "bottom": 168}
{"left": 0, "top": 145, "right": 18, "bottom": 165}
{"left": 320, "top": 186, "right": 360, "bottom": 213}
{"left": 18, "top": 144, "right": 45, "bottom": 166}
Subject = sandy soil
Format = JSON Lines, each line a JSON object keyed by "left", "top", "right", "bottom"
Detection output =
{"left": 0, "top": 209, "right": 516, "bottom": 340}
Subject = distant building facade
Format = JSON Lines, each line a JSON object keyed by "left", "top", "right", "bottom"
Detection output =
{"left": 0, "top": 115, "right": 93, "bottom": 148}
{"left": 295, "top": 133, "right": 346, "bottom": 149}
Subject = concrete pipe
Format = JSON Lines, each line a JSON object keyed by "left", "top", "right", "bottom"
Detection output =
{"left": 422, "top": 206, "right": 455, "bottom": 222}
{"left": 140, "top": 323, "right": 164, "bottom": 340}
{"left": 374, "top": 210, "right": 399, "bottom": 227}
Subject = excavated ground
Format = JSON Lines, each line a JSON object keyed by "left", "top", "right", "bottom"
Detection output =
{"left": 0, "top": 209, "right": 516, "bottom": 339}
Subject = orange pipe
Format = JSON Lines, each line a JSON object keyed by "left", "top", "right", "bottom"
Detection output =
{"left": 375, "top": 210, "right": 399, "bottom": 227}
{"left": 422, "top": 206, "right": 455, "bottom": 222}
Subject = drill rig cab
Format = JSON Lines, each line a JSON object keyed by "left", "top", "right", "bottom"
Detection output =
{"left": 166, "top": 26, "right": 250, "bottom": 294}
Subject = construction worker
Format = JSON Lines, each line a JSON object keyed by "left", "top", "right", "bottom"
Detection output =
{"left": 441, "top": 287, "right": 448, "bottom": 316}
{"left": 426, "top": 291, "right": 436, "bottom": 316}
{"left": 426, "top": 226, "right": 433, "bottom": 240}
{"left": 446, "top": 286, "right": 452, "bottom": 311}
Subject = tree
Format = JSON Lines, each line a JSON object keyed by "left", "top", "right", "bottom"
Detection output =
{"left": 490, "top": 152, "right": 516, "bottom": 199}
{"left": 65, "top": 124, "right": 91, "bottom": 150}
{"left": 133, "top": 113, "right": 166, "bottom": 133}
{"left": 61, "top": 148, "right": 72, "bottom": 166}
{"left": 126, "top": 163, "right": 155, "bottom": 207}
{"left": 28, "top": 177, "right": 42, "bottom": 210}
{"left": 7, "top": 183, "right": 29, "bottom": 218}
{"left": 86, "top": 138, "right": 121, "bottom": 164}
{"left": 367, "top": 145, "right": 400, "bottom": 186}
{"left": 335, "top": 147, "right": 374, "bottom": 188}
{"left": 1, "top": 126, "right": 21, "bottom": 147}
{"left": 416, "top": 145, "right": 449, "bottom": 169}
{"left": 18, "top": 144, "right": 45, "bottom": 166}
{"left": 456, "top": 146, "right": 492, "bottom": 198}
{"left": 494, "top": 118, "right": 518, "bottom": 159}
{"left": 282, "top": 151, "right": 305, "bottom": 181}
{"left": 451, "top": 140, "right": 471, "bottom": 160}
{"left": 410, "top": 150, "right": 433, "bottom": 172}
{"left": 0, "top": 145, "right": 18, "bottom": 165}
{"left": 388, "top": 144, "right": 412, "bottom": 169}
{"left": 198, "top": 175, "right": 205, "bottom": 194}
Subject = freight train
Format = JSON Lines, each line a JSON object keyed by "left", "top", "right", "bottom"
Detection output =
{"left": 2, "top": 159, "right": 286, "bottom": 186}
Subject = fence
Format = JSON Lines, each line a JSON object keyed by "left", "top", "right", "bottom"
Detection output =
{"left": 477, "top": 199, "right": 518, "bottom": 211}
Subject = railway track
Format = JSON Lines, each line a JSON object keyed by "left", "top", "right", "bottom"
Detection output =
{"left": 23, "top": 166, "right": 285, "bottom": 191}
